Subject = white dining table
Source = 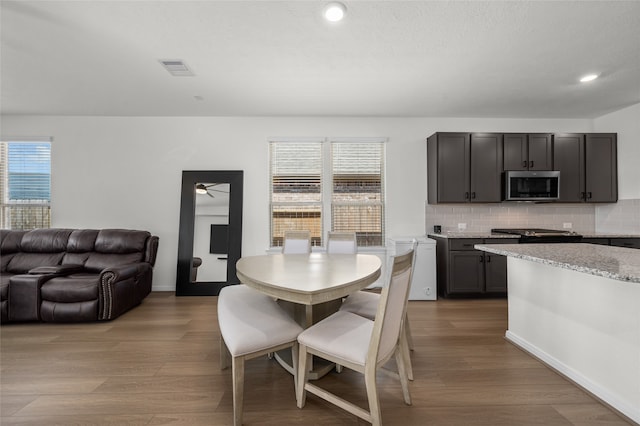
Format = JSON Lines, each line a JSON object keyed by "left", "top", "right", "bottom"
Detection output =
{"left": 235, "top": 252, "right": 382, "bottom": 378}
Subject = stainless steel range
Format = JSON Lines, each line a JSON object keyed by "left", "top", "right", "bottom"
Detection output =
{"left": 491, "top": 228, "right": 583, "bottom": 243}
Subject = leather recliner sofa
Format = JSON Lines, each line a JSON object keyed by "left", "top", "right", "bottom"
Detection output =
{"left": 0, "top": 228, "right": 159, "bottom": 323}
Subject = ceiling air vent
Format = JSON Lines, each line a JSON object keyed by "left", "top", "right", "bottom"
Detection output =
{"left": 159, "top": 59, "right": 195, "bottom": 76}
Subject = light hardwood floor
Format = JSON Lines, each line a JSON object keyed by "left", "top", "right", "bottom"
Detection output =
{"left": 0, "top": 292, "right": 632, "bottom": 425}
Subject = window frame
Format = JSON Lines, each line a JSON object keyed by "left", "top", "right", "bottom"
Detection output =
{"left": 269, "top": 137, "right": 386, "bottom": 249}
{"left": 0, "top": 137, "right": 52, "bottom": 230}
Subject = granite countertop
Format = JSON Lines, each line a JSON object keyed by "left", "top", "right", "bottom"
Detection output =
{"left": 427, "top": 233, "right": 519, "bottom": 239}
{"left": 427, "top": 232, "right": 640, "bottom": 239}
{"left": 475, "top": 243, "right": 640, "bottom": 283}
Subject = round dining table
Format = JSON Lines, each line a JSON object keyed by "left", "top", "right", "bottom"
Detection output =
{"left": 235, "top": 252, "right": 382, "bottom": 378}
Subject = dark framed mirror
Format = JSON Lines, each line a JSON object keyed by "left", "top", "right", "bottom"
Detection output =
{"left": 176, "top": 170, "right": 243, "bottom": 296}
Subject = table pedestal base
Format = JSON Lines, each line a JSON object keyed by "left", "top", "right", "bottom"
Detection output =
{"left": 275, "top": 298, "right": 343, "bottom": 379}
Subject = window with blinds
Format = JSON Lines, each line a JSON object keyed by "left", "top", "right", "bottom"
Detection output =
{"left": 269, "top": 139, "right": 385, "bottom": 248}
{"left": 331, "top": 141, "right": 385, "bottom": 247}
{"left": 0, "top": 140, "right": 51, "bottom": 230}
{"left": 269, "top": 141, "right": 323, "bottom": 247}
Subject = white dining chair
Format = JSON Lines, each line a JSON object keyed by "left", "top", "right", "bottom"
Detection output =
{"left": 282, "top": 230, "right": 311, "bottom": 254}
{"left": 218, "top": 284, "right": 304, "bottom": 426}
{"left": 296, "top": 249, "right": 414, "bottom": 426}
{"left": 326, "top": 231, "right": 357, "bottom": 254}
{"left": 339, "top": 242, "right": 417, "bottom": 380}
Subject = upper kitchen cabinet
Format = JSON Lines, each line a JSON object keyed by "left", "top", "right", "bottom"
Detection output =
{"left": 503, "top": 133, "right": 553, "bottom": 171}
{"left": 427, "top": 132, "right": 503, "bottom": 203}
{"left": 554, "top": 133, "right": 617, "bottom": 203}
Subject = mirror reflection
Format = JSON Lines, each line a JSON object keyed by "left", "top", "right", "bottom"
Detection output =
{"left": 192, "top": 183, "right": 230, "bottom": 283}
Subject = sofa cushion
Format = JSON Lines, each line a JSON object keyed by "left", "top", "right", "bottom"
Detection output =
{"left": 66, "top": 229, "right": 99, "bottom": 253}
{"left": 84, "top": 253, "right": 144, "bottom": 273}
{"left": 0, "top": 230, "right": 26, "bottom": 272}
{"left": 95, "top": 229, "right": 150, "bottom": 254}
{"left": 6, "top": 252, "right": 65, "bottom": 274}
{"left": 0, "top": 280, "right": 8, "bottom": 300}
{"left": 0, "top": 229, "right": 26, "bottom": 254}
{"left": 21, "top": 229, "right": 73, "bottom": 253}
{"left": 41, "top": 275, "right": 100, "bottom": 302}
{"left": 40, "top": 300, "right": 98, "bottom": 322}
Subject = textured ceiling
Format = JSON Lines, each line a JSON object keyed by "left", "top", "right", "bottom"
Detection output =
{"left": 2, "top": 1, "right": 639, "bottom": 118}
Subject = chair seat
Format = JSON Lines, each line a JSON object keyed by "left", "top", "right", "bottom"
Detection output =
{"left": 218, "top": 285, "right": 303, "bottom": 357}
{"left": 298, "top": 310, "right": 373, "bottom": 366}
{"left": 339, "top": 290, "right": 379, "bottom": 320}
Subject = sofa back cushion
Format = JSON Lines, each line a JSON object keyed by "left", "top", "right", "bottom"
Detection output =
{"left": 5, "top": 229, "right": 72, "bottom": 274}
{"left": 82, "top": 229, "right": 150, "bottom": 273}
{"left": 0, "top": 230, "right": 26, "bottom": 272}
{"left": 21, "top": 229, "right": 73, "bottom": 252}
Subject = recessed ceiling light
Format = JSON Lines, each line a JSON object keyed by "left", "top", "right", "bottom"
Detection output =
{"left": 579, "top": 73, "right": 599, "bottom": 83}
{"left": 323, "top": 2, "right": 346, "bottom": 22}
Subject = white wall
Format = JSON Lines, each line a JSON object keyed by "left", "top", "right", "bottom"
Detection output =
{"left": 0, "top": 115, "right": 601, "bottom": 290}
{"left": 593, "top": 102, "right": 640, "bottom": 200}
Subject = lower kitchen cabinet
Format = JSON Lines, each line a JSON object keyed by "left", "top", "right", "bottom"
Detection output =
{"left": 434, "top": 237, "right": 513, "bottom": 297}
{"left": 609, "top": 238, "right": 640, "bottom": 249}
{"left": 583, "top": 237, "right": 640, "bottom": 249}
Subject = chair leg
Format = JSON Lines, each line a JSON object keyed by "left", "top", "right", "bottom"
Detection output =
{"left": 405, "top": 312, "right": 414, "bottom": 351}
{"left": 291, "top": 342, "right": 299, "bottom": 395}
{"left": 400, "top": 324, "right": 414, "bottom": 381}
{"left": 364, "top": 364, "right": 382, "bottom": 426}
{"left": 296, "top": 344, "right": 310, "bottom": 408}
{"left": 220, "top": 337, "right": 231, "bottom": 370}
{"left": 232, "top": 356, "right": 245, "bottom": 426}
{"left": 395, "top": 347, "right": 412, "bottom": 405}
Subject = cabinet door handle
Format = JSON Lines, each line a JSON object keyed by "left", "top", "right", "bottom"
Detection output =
{"left": 486, "top": 255, "right": 491, "bottom": 263}
{"left": 529, "top": 160, "right": 534, "bottom": 167}
{"left": 587, "top": 192, "right": 593, "bottom": 199}
{"left": 471, "top": 192, "right": 476, "bottom": 199}
{"left": 465, "top": 192, "right": 469, "bottom": 199}
{"left": 522, "top": 160, "right": 527, "bottom": 168}
{"left": 581, "top": 192, "right": 586, "bottom": 200}
{"left": 479, "top": 255, "right": 484, "bottom": 263}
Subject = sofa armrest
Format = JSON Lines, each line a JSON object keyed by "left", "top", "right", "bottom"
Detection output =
{"left": 29, "top": 264, "right": 84, "bottom": 275}
{"left": 99, "top": 263, "right": 152, "bottom": 320}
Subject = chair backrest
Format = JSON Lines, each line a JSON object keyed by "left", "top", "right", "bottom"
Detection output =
{"left": 282, "top": 230, "right": 311, "bottom": 254}
{"left": 326, "top": 231, "right": 357, "bottom": 254}
{"left": 368, "top": 247, "right": 415, "bottom": 365}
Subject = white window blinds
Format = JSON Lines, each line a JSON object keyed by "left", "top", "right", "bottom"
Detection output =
{"left": 269, "top": 139, "right": 386, "bottom": 248}
{"left": 0, "top": 140, "right": 52, "bottom": 230}
{"left": 331, "top": 141, "right": 385, "bottom": 247}
{"left": 269, "top": 141, "right": 323, "bottom": 247}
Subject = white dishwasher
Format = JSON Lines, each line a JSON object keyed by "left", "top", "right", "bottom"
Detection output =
{"left": 387, "top": 236, "right": 437, "bottom": 300}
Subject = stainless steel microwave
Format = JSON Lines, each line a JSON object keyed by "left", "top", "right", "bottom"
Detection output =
{"left": 504, "top": 171, "right": 560, "bottom": 201}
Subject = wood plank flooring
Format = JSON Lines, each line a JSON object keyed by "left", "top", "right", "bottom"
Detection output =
{"left": 0, "top": 292, "right": 632, "bottom": 425}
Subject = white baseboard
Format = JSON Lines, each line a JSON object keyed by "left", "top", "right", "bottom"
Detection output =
{"left": 506, "top": 331, "right": 640, "bottom": 425}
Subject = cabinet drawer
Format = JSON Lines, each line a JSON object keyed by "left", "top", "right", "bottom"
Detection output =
{"left": 449, "top": 239, "right": 483, "bottom": 251}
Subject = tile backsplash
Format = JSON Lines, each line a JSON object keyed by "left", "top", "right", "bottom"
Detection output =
{"left": 595, "top": 199, "right": 640, "bottom": 234}
{"left": 425, "top": 202, "right": 596, "bottom": 234}
{"left": 425, "top": 199, "right": 640, "bottom": 235}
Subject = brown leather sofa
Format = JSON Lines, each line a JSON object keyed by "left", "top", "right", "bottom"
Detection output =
{"left": 0, "top": 228, "right": 159, "bottom": 323}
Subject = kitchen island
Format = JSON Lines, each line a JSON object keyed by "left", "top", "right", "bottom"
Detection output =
{"left": 475, "top": 243, "right": 640, "bottom": 424}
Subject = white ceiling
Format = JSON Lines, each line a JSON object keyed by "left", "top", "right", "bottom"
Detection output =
{"left": 2, "top": 0, "right": 639, "bottom": 118}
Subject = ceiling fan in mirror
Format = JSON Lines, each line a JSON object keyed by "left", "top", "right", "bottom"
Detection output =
{"left": 195, "top": 183, "right": 229, "bottom": 198}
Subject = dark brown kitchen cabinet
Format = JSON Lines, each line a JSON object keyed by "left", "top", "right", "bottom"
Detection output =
{"left": 504, "top": 133, "right": 553, "bottom": 171}
{"left": 554, "top": 133, "right": 617, "bottom": 203}
{"left": 427, "top": 132, "right": 503, "bottom": 203}
{"left": 434, "top": 237, "right": 511, "bottom": 297}
{"left": 581, "top": 238, "right": 610, "bottom": 245}
{"left": 427, "top": 133, "right": 469, "bottom": 203}
{"left": 609, "top": 238, "right": 640, "bottom": 249}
